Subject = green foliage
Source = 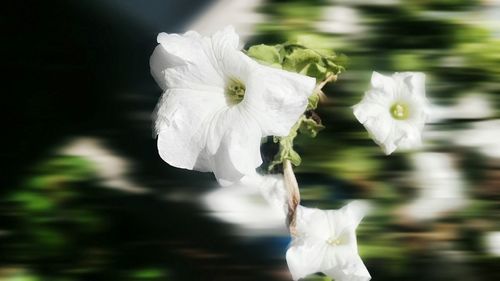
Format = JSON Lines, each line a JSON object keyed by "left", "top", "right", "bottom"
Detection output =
{"left": 458, "top": 39, "right": 500, "bottom": 77}
{"left": 307, "top": 92, "right": 320, "bottom": 110}
{"left": 247, "top": 44, "right": 282, "bottom": 68}
{"left": 283, "top": 48, "right": 321, "bottom": 72}
{"left": 5, "top": 156, "right": 105, "bottom": 274}
{"left": 299, "top": 115, "right": 325, "bottom": 138}
{"left": 1, "top": 269, "right": 41, "bottom": 281}
{"left": 268, "top": 115, "right": 324, "bottom": 170}
{"left": 407, "top": 0, "right": 480, "bottom": 11}
{"left": 391, "top": 51, "right": 427, "bottom": 72}
{"left": 285, "top": 49, "right": 341, "bottom": 82}
{"left": 247, "top": 40, "right": 345, "bottom": 171}
{"left": 0, "top": 150, "right": 189, "bottom": 281}
{"left": 297, "top": 144, "right": 380, "bottom": 181}
{"left": 247, "top": 42, "right": 345, "bottom": 81}
{"left": 269, "top": 121, "right": 302, "bottom": 170}
{"left": 130, "top": 268, "right": 168, "bottom": 280}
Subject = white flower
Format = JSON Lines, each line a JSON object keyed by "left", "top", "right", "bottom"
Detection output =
{"left": 286, "top": 202, "right": 371, "bottom": 281}
{"left": 403, "top": 152, "right": 467, "bottom": 221}
{"left": 353, "top": 71, "right": 430, "bottom": 155}
{"left": 150, "top": 26, "right": 316, "bottom": 185}
{"left": 484, "top": 231, "right": 500, "bottom": 257}
{"left": 202, "top": 174, "right": 289, "bottom": 237}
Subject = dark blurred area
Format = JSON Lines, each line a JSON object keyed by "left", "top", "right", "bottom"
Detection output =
{"left": 2, "top": 0, "right": 212, "bottom": 188}
{"left": 2, "top": 0, "right": 500, "bottom": 280}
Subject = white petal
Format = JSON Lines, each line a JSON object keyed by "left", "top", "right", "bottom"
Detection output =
{"left": 242, "top": 65, "right": 316, "bottom": 137}
{"left": 323, "top": 253, "right": 371, "bottom": 281}
{"left": 394, "top": 72, "right": 426, "bottom": 98}
{"left": 295, "top": 206, "right": 331, "bottom": 240}
{"left": 286, "top": 238, "right": 327, "bottom": 280}
{"left": 156, "top": 31, "right": 203, "bottom": 63}
{"left": 392, "top": 121, "right": 422, "bottom": 150}
{"left": 362, "top": 114, "right": 396, "bottom": 155}
{"left": 340, "top": 200, "right": 370, "bottom": 229}
{"left": 255, "top": 174, "right": 288, "bottom": 216}
{"left": 150, "top": 44, "right": 182, "bottom": 91}
{"left": 207, "top": 26, "right": 242, "bottom": 76}
{"left": 210, "top": 26, "right": 240, "bottom": 55}
{"left": 157, "top": 99, "right": 263, "bottom": 185}
{"left": 155, "top": 88, "right": 226, "bottom": 170}
{"left": 370, "top": 71, "right": 395, "bottom": 98}
{"left": 211, "top": 109, "right": 263, "bottom": 185}
{"left": 352, "top": 89, "right": 392, "bottom": 123}
{"left": 153, "top": 28, "right": 239, "bottom": 91}
{"left": 352, "top": 99, "right": 386, "bottom": 124}
{"left": 194, "top": 25, "right": 248, "bottom": 86}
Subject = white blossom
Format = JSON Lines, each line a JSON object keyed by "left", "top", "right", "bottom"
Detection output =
{"left": 353, "top": 71, "right": 430, "bottom": 155}
{"left": 402, "top": 152, "right": 467, "bottom": 221}
{"left": 202, "top": 174, "right": 289, "bottom": 237}
{"left": 150, "top": 26, "right": 316, "bottom": 185}
{"left": 484, "top": 231, "right": 500, "bottom": 257}
{"left": 286, "top": 202, "right": 371, "bottom": 281}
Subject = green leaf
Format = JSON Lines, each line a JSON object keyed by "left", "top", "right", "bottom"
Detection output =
{"left": 282, "top": 48, "right": 321, "bottom": 73}
{"left": 299, "top": 116, "right": 325, "bottom": 138}
{"left": 268, "top": 114, "right": 325, "bottom": 170}
{"left": 268, "top": 121, "right": 301, "bottom": 170}
{"left": 246, "top": 41, "right": 346, "bottom": 82}
{"left": 5, "top": 270, "right": 41, "bottom": 281}
{"left": 12, "top": 192, "right": 54, "bottom": 212}
{"left": 324, "top": 54, "right": 348, "bottom": 74}
{"left": 305, "top": 62, "right": 328, "bottom": 81}
{"left": 132, "top": 268, "right": 165, "bottom": 279}
{"left": 247, "top": 44, "right": 282, "bottom": 68}
{"left": 307, "top": 92, "right": 320, "bottom": 110}
{"left": 296, "top": 34, "right": 336, "bottom": 56}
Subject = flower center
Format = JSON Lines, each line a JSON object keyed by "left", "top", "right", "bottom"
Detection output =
{"left": 225, "top": 77, "right": 246, "bottom": 105}
{"left": 326, "top": 236, "right": 343, "bottom": 246}
{"left": 390, "top": 102, "right": 410, "bottom": 120}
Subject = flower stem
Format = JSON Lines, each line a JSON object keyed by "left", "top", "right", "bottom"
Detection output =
{"left": 283, "top": 158, "right": 301, "bottom": 236}
{"left": 316, "top": 74, "right": 337, "bottom": 102}
{"left": 282, "top": 74, "right": 336, "bottom": 236}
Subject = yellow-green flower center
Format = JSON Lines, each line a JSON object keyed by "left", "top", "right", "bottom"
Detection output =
{"left": 326, "top": 237, "right": 343, "bottom": 246}
{"left": 225, "top": 77, "right": 245, "bottom": 105}
{"left": 390, "top": 102, "right": 410, "bottom": 120}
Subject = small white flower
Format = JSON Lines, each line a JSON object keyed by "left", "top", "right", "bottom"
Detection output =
{"left": 202, "top": 174, "right": 289, "bottom": 237}
{"left": 353, "top": 72, "right": 430, "bottom": 155}
{"left": 150, "top": 26, "right": 316, "bottom": 185}
{"left": 286, "top": 202, "right": 371, "bottom": 281}
{"left": 484, "top": 231, "right": 500, "bottom": 257}
{"left": 403, "top": 152, "right": 467, "bottom": 221}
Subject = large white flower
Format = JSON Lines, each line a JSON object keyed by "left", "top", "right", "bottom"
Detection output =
{"left": 286, "top": 202, "right": 371, "bottom": 281}
{"left": 150, "top": 26, "right": 316, "bottom": 185}
{"left": 353, "top": 72, "right": 430, "bottom": 155}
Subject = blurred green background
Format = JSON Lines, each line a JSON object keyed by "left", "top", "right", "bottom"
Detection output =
{"left": 2, "top": 0, "right": 500, "bottom": 280}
